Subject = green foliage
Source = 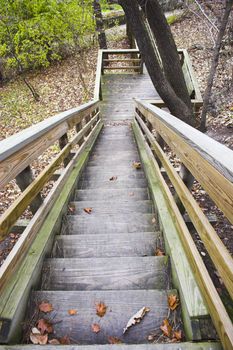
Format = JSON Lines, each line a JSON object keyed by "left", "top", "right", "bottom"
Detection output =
{"left": 0, "top": 0, "right": 95, "bottom": 72}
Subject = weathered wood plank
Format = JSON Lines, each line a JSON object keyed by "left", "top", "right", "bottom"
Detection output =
{"left": 0, "top": 122, "right": 103, "bottom": 343}
{"left": 54, "top": 231, "right": 158, "bottom": 258}
{"left": 135, "top": 100, "right": 233, "bottom": 225}
{"left": 133, "top": 119, "right": 233, "bottom": 349}
{"left": 136, "top": 113, "right": 233, "bottom": 300}
{"left": 75, "top": 188, "right": 149, "bottom": 201}
{"left": 42, "top": 256, "right": 168, "bottom": 291}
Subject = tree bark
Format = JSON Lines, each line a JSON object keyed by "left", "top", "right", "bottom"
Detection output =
{"left": 93, "top": 0, "right": 108, "bottom": 49}
{"left": 140, "top": 0, "right": 193, "bottom": 110}
{"left": 200, "top": 0, "right": 233, "bottom": 132}
{"left": 119, "top": 0, "right": 195, "bottom": 125}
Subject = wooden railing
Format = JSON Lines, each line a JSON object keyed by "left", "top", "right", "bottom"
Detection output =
{"left": 134, "top": 100, "right": 233, "bottom": 350}
{"left": 0, "top": 100, "right": 102, "bottom": 290}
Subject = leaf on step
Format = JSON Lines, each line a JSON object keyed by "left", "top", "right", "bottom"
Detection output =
{"left": 109, "top": 176, "right": 117, "bottom": 181}
{"left": 49, "top": 338, "right": 61, "bottom": 344}
{"left": 160, "top": 318, "right": 172, "bottom": 337}
{"left": 129, "top": 192, "right": 134, "bottom": 196}
{"left": 151, "top": 217, "right": 156, "bottom": 224}
{"left": 39, "top": 302, "right": 53, "bottom": 313}
{"left": 92, "top": 323, "right": 101, "bottom": 333}
{"left": 123, "top": 306, "right": 150, "bottom": 334}
{"left": 96, "top": 302, "right": 107, "bottom": 317}
{"left": 68, "top": 204, "right": 75, "bottom": 214}
{"left": 168, "top": 294, "right": 179, "bottom": 311}
{"left": 59, "top": 335, "right": 71, "bottom": 344}
{"left": 84, "top": 207, "right": 92, "bottom": 214}
{"left": 68, "top": 309, "right": 77, "bottom": 315}
{"left": 172, "top": 330, "right": 182, "bottom": 341}
{"left": 30, "top": 332, "right": 48, "bottom": 345}
{"left": 108, "top": 336, "right": 123, "bottom": 344}
{"left": 155, "top": 248, "right": 165, "bottom": 256}
{"left": 37, "top": 319, "right": 53, "bottom": 334}
{"left": 133, "top": 161, "right": 141, "bottom": 170}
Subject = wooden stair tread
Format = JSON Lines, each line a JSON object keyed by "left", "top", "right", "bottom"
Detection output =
{"left": 75, "top": 188, "right": 149, "bottom": 201}
{"left": 64, "top": 213, "right": 157, "bottom": 235}
{"left": 42, "top": 256, "right": 168, "bottom": 291}
{"left": 81, "top": 169, "right": 145, "bottom": 180}
{"left": 68, "top": 200, "right": 153, "bottom": 215}
{"left": 78, "top": 178, "right": 147, "bottom": 189}
{"left": 30, "top": 289, "right": 175, "bottom": 344}
{"left": 54, "top": 232, "right": 159, "bottom": 258}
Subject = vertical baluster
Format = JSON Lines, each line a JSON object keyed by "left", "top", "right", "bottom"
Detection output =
{"left": 59, "top": 133, "right": 73, "bottom": 167}
{"left": 16, "top": 166, "right": 43, "bottom": 214}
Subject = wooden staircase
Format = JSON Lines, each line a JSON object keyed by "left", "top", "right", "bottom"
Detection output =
{"left": 27, "top": 123, "right": 176, "bottom": 345}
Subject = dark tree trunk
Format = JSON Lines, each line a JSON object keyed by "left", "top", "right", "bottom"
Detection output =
{"left": 140, "top": 0, "right": 192, "bottom": 110}
{"left": 200, "top": 0, "right": 233, "bottom": 132}
{"left": 119, "top": 0, "right": 194, "bottom": 126}
{"left": 93, "top": 0, "right": 108, "bottom": 49}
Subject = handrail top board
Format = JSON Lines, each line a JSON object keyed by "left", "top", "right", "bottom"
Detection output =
{"left": 0, "top": 99, "right": 98, "bottom": 162}
{"left": 135, "top": 100, "right": 233, "bottom": 182}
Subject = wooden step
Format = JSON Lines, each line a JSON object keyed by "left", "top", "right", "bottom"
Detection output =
{"left": 75, "top": 188, "right": 149, "bottom": 201}
{"left": 64, "top": 213, "right": 157, "bottom": 235}
{"left": 88, "top": 152, "right": 140, "bottom": 166}
{"left": 1, "top": 342, "right": 222, "bottom": 349}
{"left": 54, "top": 232, "right": 158, "bottom": 258}
{"left": 29, "top": 289, "right": 175, "bottom": 344}
{"left": 42, "top": 256, "right": 168, "bottom": 291}
{"left": 94, "top": 141, "right": 138, "bottom": 151}
{"left": 78, "top": 178, "right": 147, "bottom": 189}
{"left": 68, "top": 200, "right": 153, "bottom": 215}
{"left": 82, "top": 168, "right": 145, "bottom": 180}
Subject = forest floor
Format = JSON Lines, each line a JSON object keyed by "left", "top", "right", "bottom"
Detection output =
{"left": 0, "top": 6, "right": 232, "bottom": 316}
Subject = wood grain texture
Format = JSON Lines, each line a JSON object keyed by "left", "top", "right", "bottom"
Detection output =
{"left": 54, "top": 231, "right": 158, "bottom": 258}
{"left": 42, "top": 256, "right": 168, "bottom": 291}
{"left": 136, "top": 113, "right": 233, "bottom": 300}
{"left": 135, "top": 100, "right": 233, "bottom": 225}
{"left": 133, "top": 120, "right": 233, "bottom": 349}
{"left": 75, "top": 188, "right": 149, "bottom": 201}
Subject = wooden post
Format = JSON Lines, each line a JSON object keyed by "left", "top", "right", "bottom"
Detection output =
{"left": 59, "top": 133, "right": 73, "bottom": 167}
{"left": 16, "top": 166, "right": 43, "bottom": 214}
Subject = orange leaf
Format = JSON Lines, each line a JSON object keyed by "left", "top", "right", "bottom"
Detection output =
{"left": 92, "top": 323, "right": 101, "bottom": 333}
{"left": 49, "top": 338, "right": 60, "bottom": 345}
{"left": 59, "top": 335, "right": 71, "bottom": 345}
{"left": 37, "top": 319, "right": 53, "bottom": 334}
{"left": 108, "top": 336, "right": 122, "bottom": 344}
{"left": 168, "top": 294, "right": 179, "bottom": 311}
{"left": 30, "top": 333, "right": 48, "bottom": 345}
{"left": 68, "top": 309, "right": 77, "bottom": 315}
{"left": 84, "top": 207, "right": 92, "bottom": 214}
{"left": 68, "top": 205, "right": 75, "bottom": 214}
{"left": 173, "top": 330, "right": 182, "bottom": 341}
{"left": 39, "top": 302, "right": 53, "bottom": 313}
{"left": 155, "top": 248, "right": 165, "bottom": 256}
{"left": 160, "top": 318, "right": 172, "bottom": 337}
{"left": 133, "top": 161, "right": 141, "bottom": 170}
{"left": 109, "top": 176, "right": 117, "bottom": 181}
{"left": 96, "top": 302, "right": 107, "bottom": 317}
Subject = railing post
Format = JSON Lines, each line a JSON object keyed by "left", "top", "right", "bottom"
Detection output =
{"left": 59, "top": 133, "right": 73, "bottom": 167}
{"left": 16, "top": 166, "right": 43, "bottom": 214}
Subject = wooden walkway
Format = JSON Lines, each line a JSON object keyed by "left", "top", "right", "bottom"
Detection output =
{"left": 0, "top": 49, "right": 232, "bottom": 350}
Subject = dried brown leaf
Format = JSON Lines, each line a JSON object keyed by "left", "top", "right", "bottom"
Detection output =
{"left": 151, "top": 217, "right": 156, "bottom": 224}
{"left": 133, "top": 161, "right": 141, "bottom": 169}
{"left": 37, "top": 319, "right": 53, "bottom": 334}
{"left": 108, "top": 336, "right": 123, "bottom": 344}
{"left": 59, "top": 335, "right": 71, "bottom": 344}
{"left": 160, "top": 318, "right": 172, "bottom": 337}
{"left": 173, "top": 330, "right": 182, "bottom": 341}
{"left": 155, "top": 248, "right": 165, "bottom": 256}
{"left": 68, "top": 309, "right": 77, "bottom": 315}
{"left": 39, "top": 302, "right": 53, "bottom": 313}
{"left": 168, "top": 294, "right": 179, "bottom": 311}
{"left": 84, "top": 207, "right": 92, "bottom": 214}
{"left": 96, "top": 302, "right": 107, "bottom": 317}
{"left": 68, "top": 205, "right": 75, "bottom": 214}
{"left": 92, "top": 323, "right": 101, "bottom": 333}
